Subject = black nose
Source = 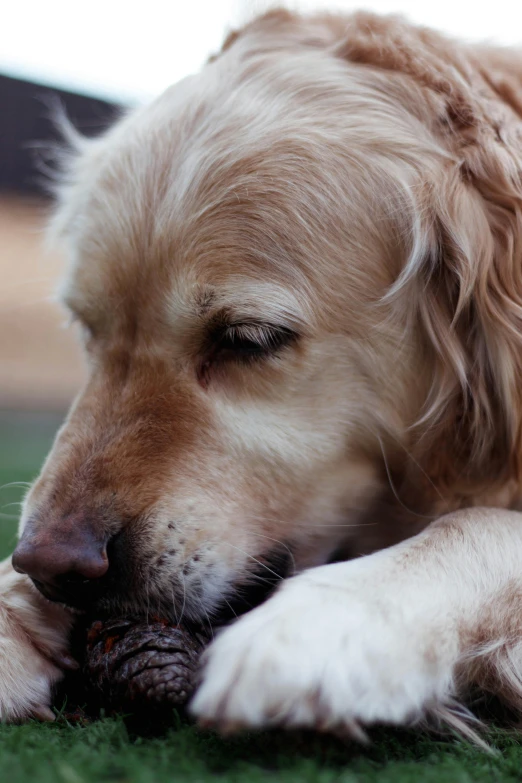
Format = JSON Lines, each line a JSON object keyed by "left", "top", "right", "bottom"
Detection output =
{"left": 12, "top": 520, "right": 110, "bottom": 609}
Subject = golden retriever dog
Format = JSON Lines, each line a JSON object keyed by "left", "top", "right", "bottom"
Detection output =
{"left": 3, "top": 8, "right": 522, "bottom": 737}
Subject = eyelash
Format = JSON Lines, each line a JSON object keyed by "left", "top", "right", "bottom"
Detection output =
{"left": 217, "top": 323, "right": 295, "bottom": 360}
{"left": 204, "top": 322, "right": 297, "bottom": 372}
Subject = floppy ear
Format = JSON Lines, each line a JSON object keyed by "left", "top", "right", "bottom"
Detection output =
{"left": 403, "top": 172, "right": 522, "bottom": 502}
{"left": 336, "top": 13, "right": 522, "bottom": 501}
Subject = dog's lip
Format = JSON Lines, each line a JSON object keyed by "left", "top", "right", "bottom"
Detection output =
{"left": 33, "top": 545, "right": 294, "bottom": 624}
{"left": 30, "top": 577, "right": 107, "bottom": 610}
{"left": 31, "top": 578, "right": 78, "bottom": 606}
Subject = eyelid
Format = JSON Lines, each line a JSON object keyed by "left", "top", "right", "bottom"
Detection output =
{"left": 198, "top": 321, "right": 297, "bottom": 386}
{"left": 222, "top": 322, "right": 294, "bottom": 345}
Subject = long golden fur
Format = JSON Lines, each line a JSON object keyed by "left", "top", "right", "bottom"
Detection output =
{"left": 3, "top": 8, "right": 522, "bottom": 736}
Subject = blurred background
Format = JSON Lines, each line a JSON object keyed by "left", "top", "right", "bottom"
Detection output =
{"left": 1, "top": 0, "right": 522, "bottom": 556}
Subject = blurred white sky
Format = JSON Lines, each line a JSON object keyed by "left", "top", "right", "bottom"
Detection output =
{"left": 2, "top": 0, "right": 522, "bottom": 103}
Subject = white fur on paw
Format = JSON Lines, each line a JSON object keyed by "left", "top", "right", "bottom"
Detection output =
{"left": 0, "top": 632, "right": 60, "bottom": 723}
{"left": 191, "top": 570, "right": 456, "bottom": 734}
{"left": 0, "top": 566, "right": 74, "bottom": 723}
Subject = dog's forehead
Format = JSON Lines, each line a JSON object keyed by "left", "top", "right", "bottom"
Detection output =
{"left": 57, "top": 37, "right": 409, "bottom": 334}
{"left": 60, "top": 65, "right": 329, "bottom": 314}
{"left": 61, "top": 37, "right": 376, "bottom": 265}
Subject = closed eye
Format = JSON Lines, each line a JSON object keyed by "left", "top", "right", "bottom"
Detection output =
{"left": 202, "top": 321, "right": 298, "bottom": 377}
{"left": 216, "top": 323, "right": 297, "bottom": 361}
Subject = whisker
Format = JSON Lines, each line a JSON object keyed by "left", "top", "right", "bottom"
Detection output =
{"left": 201, "top": 605, "right": 215, "bottom": 641}
{"left": 222, "top": 542, "right": 287, "bottom": 581}
{"left": 170, "top": 586, "right": 180, "bottom": 625}
{"left": 0, "top": 482, "right": 32, "bottom": 491}
{"left": 247, "top": 512, "right": 379, "bottom": 532}
{"left": 247, "top": 531, "right": 296, "bottom": 576}
{"left": 377, "top": 435, "right": 436, "bottom": 521}
{"left": 178, "top": 571, "right": 187, "bottom": 627}
{"left": 314, "top": 523, "right": 378, "bottom": 527}
{"left": 382, "top": 429, "right": 445, "bottom": 503}
{"left": 242, "top": 572, "right": 280, "bottom": 587}
{"left": 222, "top": 598, "right": 238, "bottom": 620}
{"left": 145, "top": 578, "right": 151, "bottom": 625}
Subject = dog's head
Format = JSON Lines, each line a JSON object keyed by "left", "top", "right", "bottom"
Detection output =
{"left": 14, "top": 10, "right": 522, "bottom": 621}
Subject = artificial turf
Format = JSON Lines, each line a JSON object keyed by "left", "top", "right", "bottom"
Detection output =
{"left": 2, "top": 411, "right": 522, "bottom": 782}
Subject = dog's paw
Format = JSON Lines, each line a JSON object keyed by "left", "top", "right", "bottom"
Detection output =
{"left": 0, "top": 564, "right": 74, "bottom": 722}
{"left": 191, "top": 563, "right": 457, "bottom": 735}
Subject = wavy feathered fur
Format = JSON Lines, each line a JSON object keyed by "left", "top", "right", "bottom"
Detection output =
{"left": 5, "top": 8, "right": 522, "bottom": 742}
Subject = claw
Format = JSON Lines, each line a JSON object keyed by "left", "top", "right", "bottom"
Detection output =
{"left": 317, "top": 714, "right": 370, "bottom": 744}
{"left": 49, "top": 651, "right": 79, "bottom": 671}
{"left": 218, "top": 719, "right": 246, "bottom": 735}
{"left": 195, "top": 716, "right": 216, "bottom": 730}
{"left": 344, "top": 720, "right": 370, "bottom": 745}
{"left": 32, "top": 705, "right": 56, "bottom": 722}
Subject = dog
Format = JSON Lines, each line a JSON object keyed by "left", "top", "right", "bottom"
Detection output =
{"left": 3, "top": 8, "right": 522, "bottom": 737}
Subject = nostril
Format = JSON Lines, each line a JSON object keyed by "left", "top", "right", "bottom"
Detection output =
{"left": 12, "top": 542, "right": 43, "bottom": 578}
{"left": 70, "top": 549, "right": 109, "bottom": 581}
{"left": 11, "top": 551, "right": 28, "bottom": 575}
{"left": 12, "top": 533, "right": 110, "bottom": 586}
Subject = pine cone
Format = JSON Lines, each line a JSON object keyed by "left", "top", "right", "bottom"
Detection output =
{"left": 84, "top": 616, "right": 209, "bottom": 711}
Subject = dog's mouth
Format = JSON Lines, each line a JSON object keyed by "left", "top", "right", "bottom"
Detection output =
{"left": 30, "top": 575, "right": 109, "bottom": 610}
{"left": 34, "top": 544, "right": 294, "bottom": 629}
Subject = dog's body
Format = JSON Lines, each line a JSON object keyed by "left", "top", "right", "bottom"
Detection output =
{"left": 3, "top": 9, "right": 522, "bottom": 734}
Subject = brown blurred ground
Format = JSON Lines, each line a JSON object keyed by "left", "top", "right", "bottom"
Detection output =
{"left": 0, "top": 194, "right": 85, "bottom": 410}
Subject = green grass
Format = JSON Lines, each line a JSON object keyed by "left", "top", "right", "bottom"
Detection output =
{"left": 2, "top": 411, "right": 522, "bottom": 782}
